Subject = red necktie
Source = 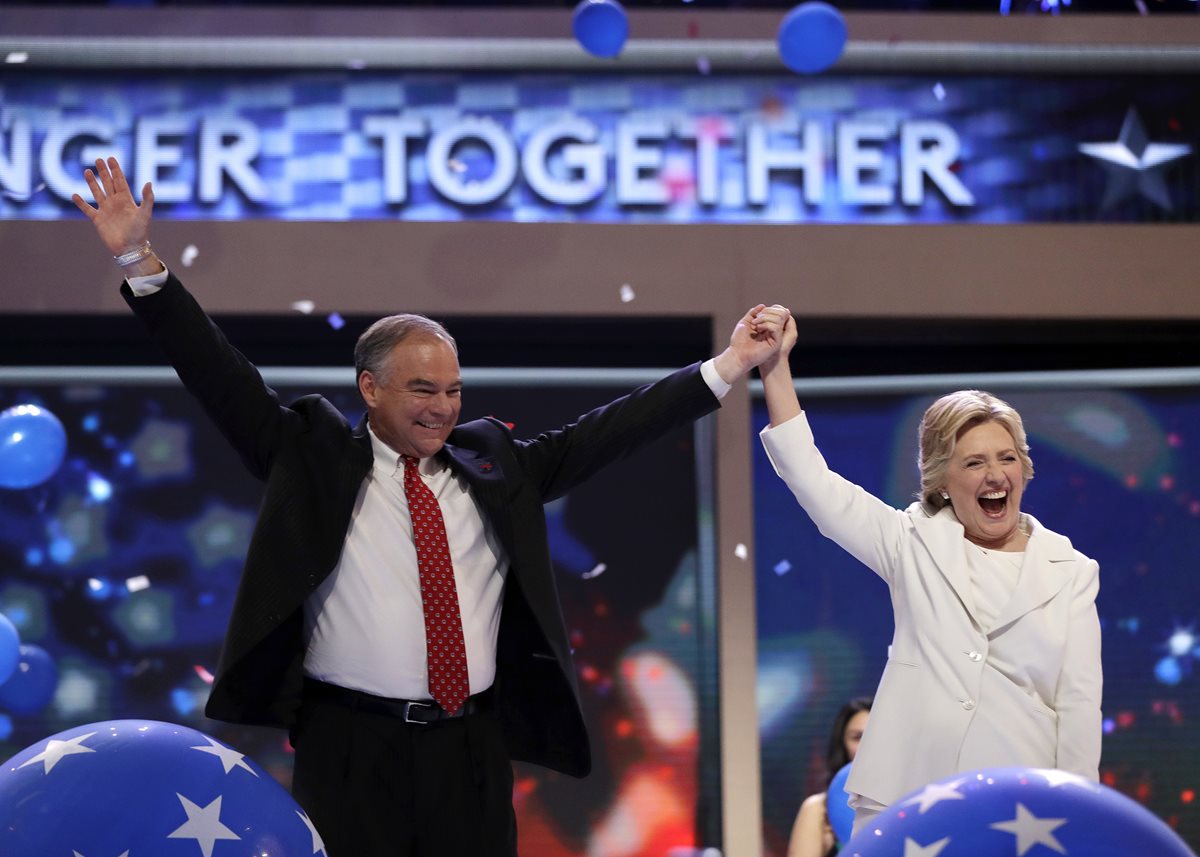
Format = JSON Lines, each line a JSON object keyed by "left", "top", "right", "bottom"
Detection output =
{"left": 402, "top": 455, "right": 470, "bottom": 715}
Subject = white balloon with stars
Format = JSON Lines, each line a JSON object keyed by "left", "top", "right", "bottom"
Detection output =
{"left": 0, "top": 719, "right": 326, "bottom": 857}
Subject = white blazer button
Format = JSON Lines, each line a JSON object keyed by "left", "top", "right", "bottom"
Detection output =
{"left": 961, "top": 698, "right": 976, "bottom": 710}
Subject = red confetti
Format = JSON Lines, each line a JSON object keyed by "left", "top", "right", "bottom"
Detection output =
{"left": 1182, "top": 790, "right": 1195, "bottom": 804}
{"left": 193, "top": 664, "right": 215, "bottom": 684}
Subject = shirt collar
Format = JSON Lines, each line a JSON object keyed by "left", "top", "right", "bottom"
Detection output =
{"left": 366, "top": 425, "right": 445, "bottom": 478}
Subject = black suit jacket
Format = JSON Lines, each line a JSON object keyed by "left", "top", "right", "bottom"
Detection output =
{"left": 124, "top": 273, "right": 721, "bottom": 777}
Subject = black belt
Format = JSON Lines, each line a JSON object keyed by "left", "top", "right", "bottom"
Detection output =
{"left": 303, "top": 678, "right": 492, "bottom": 725}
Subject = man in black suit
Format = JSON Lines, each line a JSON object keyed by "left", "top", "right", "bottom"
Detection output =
{"left": 75, "top": 157, "right": 787, "bottom": 856}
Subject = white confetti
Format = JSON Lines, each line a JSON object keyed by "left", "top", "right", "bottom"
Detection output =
{"left": 448, "top": 158, "right": 467, "bottom": 173}
{"left": 125, "top": 575, "right": 151, "bottom": 593}
{"left": 773, "top": 559, "right": 792, "bottom": 576}
{"left": 180, "top": 244, "right": 199, "bottom": 267}
{"left": 619, "top": 284, "right": 636, "bottom": 303}
{"left": 932, "top": 82, "right": 946, "bottom": 101}
{"left": 291, "top": 300, "right": 315, "bottom": 315}
{"left": 582, "top": 563, "right": 608, "bottom": 580}
{"left": 734, "top": 543, "right": 748, "bottom": 560}
{"left": 5, "top": 52, "right": 29, "bottom": 64}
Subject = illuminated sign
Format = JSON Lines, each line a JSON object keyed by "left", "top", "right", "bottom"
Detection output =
{"left": 0, "top": 72, "right": 1194, "bottom": 223}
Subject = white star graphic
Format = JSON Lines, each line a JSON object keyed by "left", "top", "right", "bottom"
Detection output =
{"left": 901, "top": 778, "right": 967, "bottom": 814}
{"left": 990, "top": 802, "right": 1068, "bottom": 856}
{"left": 189, "top": 736, "right": 259, "bottom": 776}
{"left": 1038, "top": 768, "right": 1099, "bottom": 790}
{"left": 167, "top": 793, "right": 240, "bottom": 857}
{"left": 1079, "top": 107, "right": 1192, "bottom": 211}
{"left": 903, "top": 837, "right": 952, "bottom": 857}
{"left": 298, "top": 809, "right": 328, "bottom": 855}
{"left": 18, "top": 732, "right": 97, "bottom": 775}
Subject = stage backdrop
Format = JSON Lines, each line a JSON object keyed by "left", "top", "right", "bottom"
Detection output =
{"left": 752, "top": 369, "right": 1200, "bottom": 854}
{"left": 0, "top": 366, "right": 721, "bottom": 857}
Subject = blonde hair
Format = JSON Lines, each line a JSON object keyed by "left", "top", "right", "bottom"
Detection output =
{"left": 917, "top": 390, "right": 1034, "bottom": 510}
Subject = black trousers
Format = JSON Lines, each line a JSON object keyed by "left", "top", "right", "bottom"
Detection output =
{"left": 290, "top": 691, "right": 518, "bottom": 857}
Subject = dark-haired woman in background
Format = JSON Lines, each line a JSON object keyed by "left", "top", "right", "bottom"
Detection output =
{"left": 787, "top": 697, "right": 872, "bottom": 857}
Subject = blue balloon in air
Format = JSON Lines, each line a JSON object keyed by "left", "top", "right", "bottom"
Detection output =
{"left": 777, "top": 2, "right": 848, "bottom": 75}
{"left": 0, "top": 613, "right": 19, "bottom": 688}
{"left": 573, "top": 0, "right": 629, "bottom": 59}
{"left": 0, "top": 644, "right": 58, "bottom": 715}
{"left": 827, "top": 761, "right": 856, "bottom": 845}
{"left": 0, "top": 404, "right": 67, "bottom": 489}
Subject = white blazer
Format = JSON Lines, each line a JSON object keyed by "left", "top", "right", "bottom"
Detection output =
{"left": 761, "top": 412, "right": 1102, "bottom": 807}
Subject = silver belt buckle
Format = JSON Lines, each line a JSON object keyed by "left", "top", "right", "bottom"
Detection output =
{"left": 403, "top": 701, "right": 434, "bottom": 724}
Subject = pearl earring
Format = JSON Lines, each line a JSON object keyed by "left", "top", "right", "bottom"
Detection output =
{"left": 940, "top": 490, "right": 949, "bottom": 500}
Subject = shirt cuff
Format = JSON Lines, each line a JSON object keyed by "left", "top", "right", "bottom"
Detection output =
{"left": 126, "top": 268, "right": 170, "bottom": 296}
{"left": 700, "top": 358, "right": 732, "bottom": 400}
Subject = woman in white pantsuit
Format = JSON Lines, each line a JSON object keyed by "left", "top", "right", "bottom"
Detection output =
{"left": 752, "top": 306, "right": 1102, "bottom": 835}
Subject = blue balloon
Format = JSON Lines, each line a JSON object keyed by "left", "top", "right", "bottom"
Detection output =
{"left": 0, "top": 404, "right": 67, "bottom": 489}
{"left": 0, "top": 613, "right": 19, "bottom": 688}
{"left": 573, "top": 0, "right": 629, "bottom": 59}
{"left": 827, "top": 761, "right": 855, "bottom": 845}
{"left": 0, "top": 644, "right": 57, "bottom": 715}
{"left": 0, "top": 719, "right": 327, "bottom": 855}
{"left": 846, "top": 766, "right": 1195, "bottom": 856}
{"left": 777, "top": 2, "right": 848, "bottom": 75}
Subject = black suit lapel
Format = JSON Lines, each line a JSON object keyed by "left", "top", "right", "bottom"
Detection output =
{"left": 442, "top": 442, "right": 513, "bottom": 549}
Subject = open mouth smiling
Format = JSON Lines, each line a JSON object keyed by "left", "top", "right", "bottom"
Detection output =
{"left": 978, "top": 490, "right": 1008, "bottom": 517}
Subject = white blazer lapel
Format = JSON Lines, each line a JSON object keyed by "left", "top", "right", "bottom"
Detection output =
{"left": 991, "top": 513, "right": 1075, "bottom": 631}
{"left": 910, "top": 504, "right": 984, "bottom": 627}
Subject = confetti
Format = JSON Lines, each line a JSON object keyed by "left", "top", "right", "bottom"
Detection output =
{"left": 773, "top": 559, "right": 792, "bottom": 576}
{"left": 5, "top": 52, "right": 29, "bottom": 64}
{"left": 291, "top": 300, "right": 315, "bottom": 315}
{"left": 619, "top": 284, "right": 635, "bottom": 303}
{"left": 125, "top": 575, "right": 151, "bottom": 593}
{"left": 582, "top": 562, "right": 608, "bottom": 580}
{"left": 734, "top": 543, "right": 748, "bottom": 560}
{"left": 326, "top": 312, "right": 345, "bottom": 330}
{"left": 696, "top": 56, "right": 711, "bottom": 76}
{"left": 180, "top": 244, "right": 199, "bottom": 267}
{"left": 933, "top": 82, "right": 946, "bottom": 101}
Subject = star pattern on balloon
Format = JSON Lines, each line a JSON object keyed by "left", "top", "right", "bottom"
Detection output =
{"left": 1078, "top": 107, "right": 1192, "bottom": 211}
{"left": 189, "top": 736, "right": 259, "bottom": 777}
{"left": 17, "top": 732, "right": 97, "bottom": 774}
{"left": 167, "top": 793, "right": 240, "bottom": 857}
{"left": 298, "top": 809, "right": 328, "bottom": 855}
{"left": 903, "top": 836, "right": 951, "bottom": 857}
{"left": 988, "top": 802, "right": 1068, "bottom": 856}
{"left": 901, "top": 778, "right": 968, "bottom": 814}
